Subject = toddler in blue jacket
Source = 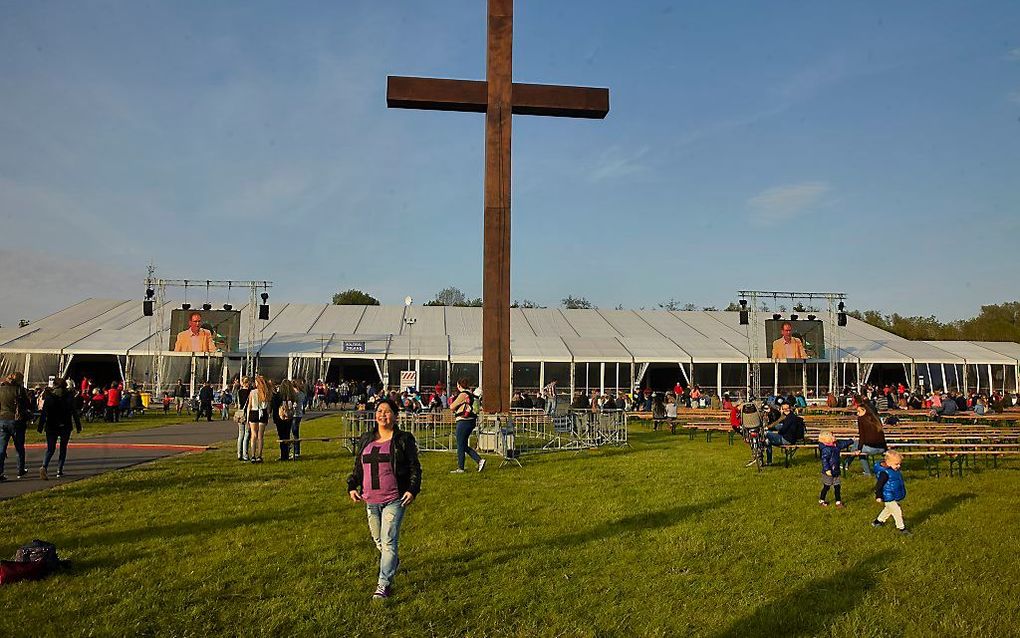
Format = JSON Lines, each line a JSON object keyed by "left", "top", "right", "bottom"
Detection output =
{"left": 872, "top": 450, "right": 911, "bottom": 535}
{"left": 817, "top": 431, "right": 853, "bottom": 508}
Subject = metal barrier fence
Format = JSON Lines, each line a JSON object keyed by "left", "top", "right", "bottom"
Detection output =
{"left": 337, "top": 408, "right": 630, "bottom": 457}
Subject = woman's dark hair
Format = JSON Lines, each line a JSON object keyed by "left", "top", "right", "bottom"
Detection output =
{"left": 456, "top": 377, "right": 472, "bottom": 390}
{"left": 375, "top": 398, "right": 400, "bottom": 417}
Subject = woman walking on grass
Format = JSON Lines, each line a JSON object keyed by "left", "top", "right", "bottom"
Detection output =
{"left": 449, "top": 378, "right": 485, "bottom": 474}
{"left": 291, "top": 379, "right": 306, "bottom": 459}
{"left": 271, "top": 379, "right": 296, "bottom": 461}
{"left": 347, "top": 398, "right": 421, "bottom": 600}
{"left": 851, "top": 395, "right": 888, "bottom": 476}
{"left": 247, "top": 375, "right": 269, "bottom": 463}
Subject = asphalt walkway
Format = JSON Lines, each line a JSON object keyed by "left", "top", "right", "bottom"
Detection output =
{"left": 0, "top": 412, "right": 332, "bottom": 500}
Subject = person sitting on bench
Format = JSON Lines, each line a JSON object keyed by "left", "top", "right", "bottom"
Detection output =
{"left": 765, "top": 402, "right": 805, "bottom": 466}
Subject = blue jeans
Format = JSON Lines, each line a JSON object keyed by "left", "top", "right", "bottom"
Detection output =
{"left": 1, "top": 419, "right": 26, "bottom": 476}
{"left": 852, "top": 443, "right": 887, "bottom": 475}
{"left": 291, "top": 417, "right": 302, "bottom": 456}
{"left": 455, "top": 419, "right": 481, "bottom": 470}
{"left": 366, "top": 498, "right": 405, "bottom": 588}
{"left": 236, "top": 421, "right": 248, "bottom": 460}
{"left": 545, "top": 397, "right": 557, "bottom": 416}
{"left": 765, "top": 432, "right": 791, "bottom": 464}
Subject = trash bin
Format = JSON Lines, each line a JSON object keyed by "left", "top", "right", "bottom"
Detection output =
{"left": 140, "top": 392, "right": 151, "bottom": 408}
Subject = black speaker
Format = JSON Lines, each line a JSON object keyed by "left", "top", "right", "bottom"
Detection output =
{"left": 258, "top": 304, "right": 270, "bottom": 320}
{"left": 837, "top": 312, "right": 847, "bottom": 327}
{"left": 739, "top": 311, "right": 749, "bottom": 325}
{"left": 143, "top": 300, "right": 154, "bottom": 316}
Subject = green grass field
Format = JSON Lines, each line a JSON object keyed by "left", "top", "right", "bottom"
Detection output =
{"left": 2, "top": 416, "right": 1018, "bottom": 637}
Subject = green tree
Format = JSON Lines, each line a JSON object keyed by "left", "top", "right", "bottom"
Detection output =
{"left": 331, "top": 289, "right": 380, "bottom": 305}
{"left": 561, "top": 295, "right": 593, "bottom": 309}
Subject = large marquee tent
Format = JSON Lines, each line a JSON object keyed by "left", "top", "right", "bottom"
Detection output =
{"left": 1, "top": 299, "right": 1017, "bottom": 398}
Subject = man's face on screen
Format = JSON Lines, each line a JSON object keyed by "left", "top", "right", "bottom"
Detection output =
{"left": 189, "top": 314, "right": 202, "bottom": 333}
{"left": 781, "top": 324, "right": 792, "bottom": 340}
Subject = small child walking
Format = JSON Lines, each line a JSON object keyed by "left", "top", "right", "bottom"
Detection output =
{"left": 817, "top": 431, "right": 852, "bottom": 508}
{"left": 872, "top": 450, "right": 911, "bottom": 535}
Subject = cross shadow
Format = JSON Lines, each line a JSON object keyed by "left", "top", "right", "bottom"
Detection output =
{"left": 434, "top": 496, "right": 737, "bottom": 572}
{"left": 911, "top": 492, "right": 976, "bottom": 528}
{"left": 715, "top": 550, "right": 898, "bottom": 638}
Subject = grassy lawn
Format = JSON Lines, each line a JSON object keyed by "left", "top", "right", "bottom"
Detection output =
{"left": 1, "top": 416, "right": 1018, "bottom": 637}
{"left": 23, "top": 410, "right": 227, "bottom": 443}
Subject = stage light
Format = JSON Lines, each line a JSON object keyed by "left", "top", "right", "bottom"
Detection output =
{"left": 837, "top": 301, "right": 845, "bottom": 311}
{"left": 202, "top": 303, "right": 212, "bottom": 311}
{"left": 143, "top": 300, "right": 154, "bottom": 316}
{"left": 738, "top": 299, "right": 747, "bottom": 308}
{"left": 182, "top": 303, "right": 191, "bottom": 310}
{"left": 772, "top": 313, "right": 781, "bottom": 321}
{"left": 261, "top": 292, "right": 269, "bottom": 303}
{"left": 145, "top": 288, "right": 155, "bottom": 299}
{"left": 807, "top": 314, "right": 816, "bottom": 321}
{"left": 223, "top": 304, "right": 233, "bottom": 311}
{"left": 790, "top": 313, "right": 799, "bottom": 321}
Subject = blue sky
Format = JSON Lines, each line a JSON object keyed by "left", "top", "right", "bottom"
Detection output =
{"left": 1, "top": 1, "right": 1018, "bottom": 327}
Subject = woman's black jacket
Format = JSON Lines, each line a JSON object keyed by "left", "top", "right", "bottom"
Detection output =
{"left": 346, "top": 428, "right": 422, "bottom": 497}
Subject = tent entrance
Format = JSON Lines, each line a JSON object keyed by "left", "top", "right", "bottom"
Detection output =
{"left": 645, "top": 363, "right": 688, "bottom": 392}
{"left": 66, "top": 354, "right": 122, "bottom": 389}
{"left": 326, "top": 358, "right": 380, "bottom": 385}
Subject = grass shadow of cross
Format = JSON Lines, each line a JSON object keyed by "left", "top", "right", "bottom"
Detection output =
{"left": 911, "top": 492, "right": 976, "bottom": 528}
{"left": 715, "top": 550, "right": 899, "bottom": 638}
{"left": 441, "top": 496, "right": 737, "bottom": 569}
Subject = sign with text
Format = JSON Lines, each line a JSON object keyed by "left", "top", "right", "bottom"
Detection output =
{"left": 342, "top": 340, "right": 366, "bottom": 353}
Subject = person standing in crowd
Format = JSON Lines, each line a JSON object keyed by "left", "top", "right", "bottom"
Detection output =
{"left": 347, "top": 398, "right": 422, "bottom": 600}
{"left": 449, "top": 378, "right": 485, "bottom": 474}
{"left": 198, "top": 381, "right": 214, "bottom": 422}
{"left": 543, "top": 378, "right": 558, "bottom": 416}
{"left": 174, "top": 378, "right": 188, "bottom": 415}
{"left": 105, "top": 381, "right": 121, "bottom": 423}
{"left": 220, "top": 384, "right": 233, "bottom": 420}
{"left": 0, "top": 372, "right": 33, "bottom": 481}
{"left": 37, "top": 378, "right": 81, "bottom": 479}
{"left": 291, "top": 379, "right": 306, "bottom": 459}
{"left": 271, "top": 379, "right": 296, "bottom": 461}
{"left": 247, "top": 375, "right": 269, "bottom": 463}
{"left": 236, "top": 377, "right": 252, "bottom": 462}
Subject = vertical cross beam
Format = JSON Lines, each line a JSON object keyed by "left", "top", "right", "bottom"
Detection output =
{"left": 483, "top": 0, "right": 513, "bottom": 414}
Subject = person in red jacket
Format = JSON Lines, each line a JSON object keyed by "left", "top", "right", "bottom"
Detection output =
{"left": 105, "top": 382, "right": 121, "bottom": 423}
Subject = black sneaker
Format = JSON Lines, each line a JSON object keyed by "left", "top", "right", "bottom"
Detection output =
{"left": 871, "top": 520, "right": 884, "bottom": 527}
{"left": 56, "top": 471, "right": 64, "bottom": 479}
{"left": 0, "top": 475, "right": 7, "bottom": 482}
{"left": 899, "top": 528, "right": 912, "bottom": 536}
{"left": 372, "top": 585, "right": 391, "bottom": 600}
{"left": 16, "top": 470, "right": 27, "bottom": 479}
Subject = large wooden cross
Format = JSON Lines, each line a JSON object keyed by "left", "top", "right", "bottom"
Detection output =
{"left": 387, "top": 0, "right": 609, "bottom": 413}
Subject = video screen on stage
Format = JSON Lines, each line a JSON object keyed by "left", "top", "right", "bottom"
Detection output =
{"left": 765, "top": 319, "right": 825, "bottom": 360}
{"left": 169, "top": 309, "right": 241, "bottom": 353}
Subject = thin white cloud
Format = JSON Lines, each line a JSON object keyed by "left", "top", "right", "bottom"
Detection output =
{"left": 1007, "top": 48, "right": 1020, "bottom": 61}
{"left": 588, "top": 145, "right": 650, "bottom": 182}
{"left": 746, "top": 182, "right": 830, "bottom": 226}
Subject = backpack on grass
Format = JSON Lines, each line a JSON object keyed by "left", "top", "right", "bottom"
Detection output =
{"left": 0, "top": 540, "right": 65, "bottom": 586}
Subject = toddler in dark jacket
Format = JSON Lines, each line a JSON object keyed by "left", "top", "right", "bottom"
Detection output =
{"left": 817, "top": 431, "right": 853, "bottom": 508}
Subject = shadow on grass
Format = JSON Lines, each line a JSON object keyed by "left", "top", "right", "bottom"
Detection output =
{"left": 55, "top": 505, "right": 331, "bottom": 552}
{"left": 715, "top": 550, "right": 898, "bottom": 638}
{"left": 437, "top": 496, "right": 737, "bottom": 571}
{"left": 911, "top": 492, "right": 976, "bottom": 528}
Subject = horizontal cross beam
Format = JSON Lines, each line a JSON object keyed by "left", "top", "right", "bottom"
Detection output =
{"left": 387, "top": 76, "right": 609, "bottom": 119}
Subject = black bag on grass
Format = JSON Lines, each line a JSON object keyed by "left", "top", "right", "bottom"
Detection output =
{"left": 14, "top": 540, "right": 62, "bottom": 570}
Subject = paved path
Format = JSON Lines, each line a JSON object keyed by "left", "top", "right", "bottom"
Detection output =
{"left": 0, "top": 412, "right": 333, "bottom": 501}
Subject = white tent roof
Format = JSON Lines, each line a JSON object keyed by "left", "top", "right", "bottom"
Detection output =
{"left": 4, "top": 299, "right": 1018, "bottom": 369}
